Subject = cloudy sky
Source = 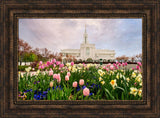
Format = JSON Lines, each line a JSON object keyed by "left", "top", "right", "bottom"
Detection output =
{"left": 19, "top": 18, "right": 142, "bottom": 57}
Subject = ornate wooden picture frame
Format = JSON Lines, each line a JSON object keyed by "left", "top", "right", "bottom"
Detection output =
{"left": 0, "top": 0, "right": 159, "bottom": 117}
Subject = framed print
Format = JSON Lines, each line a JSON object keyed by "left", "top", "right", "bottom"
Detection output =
{"left": 18, "top": 18, "right": 143, "bottom": 101}
{"left": 0, "top": 0, "right": 159, "bottom": 117}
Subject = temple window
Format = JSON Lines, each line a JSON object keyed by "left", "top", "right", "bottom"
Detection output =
{"left": 86, "top": 47, "right": 90, "bottom": 56}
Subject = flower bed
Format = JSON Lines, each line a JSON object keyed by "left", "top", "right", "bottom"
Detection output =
{"left": 18, "top": 59, "right": 142, "bottom": 100}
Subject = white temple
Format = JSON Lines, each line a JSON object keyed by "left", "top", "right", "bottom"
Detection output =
{"left": 61, "top": 25, "right": 116, "bottom": 62}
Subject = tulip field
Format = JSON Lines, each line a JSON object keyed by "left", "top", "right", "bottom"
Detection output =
{"left": 18, "top": 59, "right": 142, "bottom": 100}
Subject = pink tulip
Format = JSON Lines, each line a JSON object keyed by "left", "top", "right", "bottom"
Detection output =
{"left": 125, "top": 62, "right": 128, "bottom": 66}
{"left": 65, "top": 75, "right": 69, "bottom": 81}
{"left": 39, "top": 61, "right": 43, "bottom": 65}
{"left": 79, "top": 79, "right": 84, "bottom": 86}
{"left": 67, "top": 72, "right": 71, "bottom": 77}
{"left": 38, "top": 66, "right": 41, "bottom": 69}
{"left": 132, "top": 67, "right": 135, "bottom": 70}
{"left": 136, "top": 65, "right": 140, "bottom": 70}
{"left": 115, "top": 66, "right": 119, "bottom": 70}
{"left": 134, "top": 82, "right": 137, "bottom": 86}
{"left": 137, "top": 62, "right": 142, "bottom": 66}
{"left": 53, "top": 74, "right": 58, "bottom": 79}
{"left": 122, "top": 63, "right": 125, "bottom": 67}
{"left": 53, "top": 64, "right": 56, "bottom": 68}
{"left": 41, "top": 65, "right": 45, "bottom": 69}
{"left": 57, "top": 77, "right": 61, "bottom": 83}
{"left": 50, "top": 81, "right": 54, "bottom": 88}
{"left": 103, "top": 66, "right": 106, "bottom": 69}
{"left": 45, "top": 64, "right": 48, "bottom": 67}
{"left": 47, "top": 61, "right": 51, "bottom": 66}
{"left": 110, "top": 65, "right": 114, "bottom": 70}
{"left": 83, "top": 87, "right": 90, "bottom": 96}
{"left": 39, "top": 65, "right": 43, "bottom": 69}
{"left": 108, "top": 63, "right": 111, "bottom": 67}
{"left": 52, "top": 59, "right": 56, "bottom": 64}
{"left": 71, "top": 62, "right": 74, "bottom": 66}
{"left": 60, "top": 64, "right": 64, "bottom": 68}
{"left": 118, "top": 63, "right": 121, "bottom": 66}
{"left": 106, "top": 68, "right": 109, "bottom": 71}
{"left": 32, "top": 68, "right": 35, "bottom": 71}
{"left": 56, "top": 61, "right": 60, "bottom": 65}
{"left": 114, "top": 65, "right": 117, "bottom": 68}
{"left": 72, "top": 81, "right": 78, "bottom": 88}
{"left": 49, "top": 70, "right": 53, "bottom": 76}
{"left": 57, "top": 74, "right": 61, "bottom": 79}
{"left": 116, "top": 61, "right": 119, "bottom": 64}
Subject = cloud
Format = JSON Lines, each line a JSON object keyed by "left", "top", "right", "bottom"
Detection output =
{"left": 19, "top": 18, "right": 142, "bottom": 57}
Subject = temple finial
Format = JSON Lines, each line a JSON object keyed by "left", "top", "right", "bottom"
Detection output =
{"left": 84, "top": 24, "right": 88, "bottom": 44}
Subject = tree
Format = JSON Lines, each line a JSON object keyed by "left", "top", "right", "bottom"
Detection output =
{"left": 116, "top": 55, "right": 129, "bottom": 62}
{"left": 135, "top": 53, "right": 142, "bottom": 62}
{"left": 86, "top": 58, "right": 93, "bottom": 62}
{"left": 78, "top": 59, "right": 82, "bottom": 62}
{"left": 103, "top": 59, "right": 107, "bottom": 62}
{"left": 73, "top": 56, "right": 77, "bottom": 62}
{"left": 23, "top": 53, "right": 30, "bottom": 64}
{"left": 116, "top": 57, "right": 121, "bottom": 62}
{"left": 18, "top": 39, "right": 32, "bottom": 65}
{"left": 22, "top": 52, "right": 38, "bottom": 64}
{"left": 29, "top": 53, "right": 38, "bottom": 62}
{"left": 63, "top": 58, "right": 67, "bottom": 64}
{"left": 68, "top": 55, "right": 73, "bottom": 62}
{"left": 57, "top": 53, "right": 62, "bottom": 62}
{"left": 49, "top": 53, "right": 55, "bottom": 61}
{"left": 131, "top": 56, "right": 135, "bottom": 62}
{"left": 40, "top": 48, "right": 51, "bottom": 59}
{"left": 19, "top": 39, "right": 67, "bottom": 64}
{"left": 33, "top": 48, "right": 40, "bottom": 55}
{"left": 66, "top": 54, "right": 69, "bottom": 62}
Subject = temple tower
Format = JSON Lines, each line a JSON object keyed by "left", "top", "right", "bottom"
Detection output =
{"left": 84, "top": 24, "right": 88, "bottom": 44}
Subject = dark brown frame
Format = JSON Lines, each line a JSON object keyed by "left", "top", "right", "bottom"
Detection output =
{"left": 0, "top": 0, "right": 159, "bottom": 117}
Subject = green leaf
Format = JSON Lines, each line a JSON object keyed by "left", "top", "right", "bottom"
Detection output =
{"left": 47, "top": 92, "right": 50, "bottom": 100}
{"left": 104, "top": 88, "right": 115, "bottom": 100}
{"left": 121, "top": 92, "right": 124, "bottom": 100}
{"left": 115, "top": 86, "right": 124, "bottom": 91}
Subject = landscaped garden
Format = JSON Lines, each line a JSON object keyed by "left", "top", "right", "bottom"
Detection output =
{"left": 18, "top": 59, "right": 142, "bottom": 100}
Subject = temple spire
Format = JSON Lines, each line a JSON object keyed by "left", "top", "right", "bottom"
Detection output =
{"left": 84, "top": 24, "right": 88, "bottom": 44}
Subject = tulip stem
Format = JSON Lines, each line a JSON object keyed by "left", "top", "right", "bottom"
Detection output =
{"left": 74, "top": 88, "right": 76, "bottom": 96}
{"left": 74, "top": 88, "right": 76, "bottom": 100}
{"left": 81, "top": 87, "right": 83, "bottom": 100}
